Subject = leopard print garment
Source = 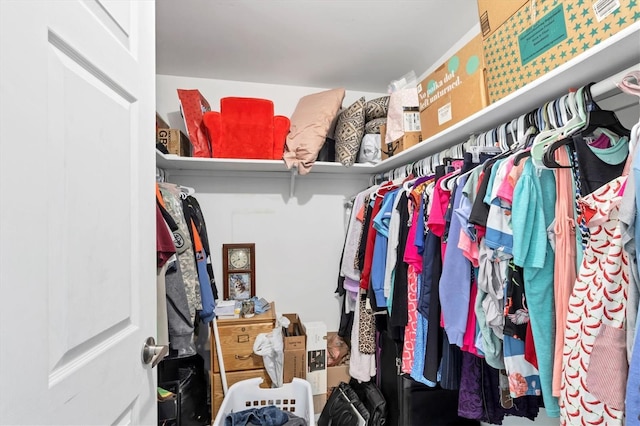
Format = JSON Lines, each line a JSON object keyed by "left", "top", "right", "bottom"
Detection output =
{"left": 358, "top": 295, "right": 376, "bottom": 354}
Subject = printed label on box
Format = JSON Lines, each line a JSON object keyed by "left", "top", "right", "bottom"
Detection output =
{"left": 438, "top": 103, "right": 453, "bottom": 125}
{"left": 592, "top": 0, "right": 620, "bottom": 21}
{"left": 308, "top": 350, "right": 326, "bottom": 372}
{"left": 519, "top": 4, "right": 568, "bottom": 65}
{"left": 403, "top": 109, "right": 421, "bottom": 132}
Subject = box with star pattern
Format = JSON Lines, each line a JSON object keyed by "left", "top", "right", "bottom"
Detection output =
{"left": 482, "top": 0, "right": 640, "bottom": 103}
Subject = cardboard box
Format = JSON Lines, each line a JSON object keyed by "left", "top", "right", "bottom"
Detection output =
{"left": 156, "top": 112, "right": 170, "bottom": 130}
{"left": 477, "top": 0, "right": 529, "bottom": 39}
{"left": 326, "top": 363, "right": 351, "bottom": 398}
{"left": 314, "top": 364, "right": 352, "bottom": 415}
{"left": 313, "top": 394, "right": 327, "bottom": 415}
{"left": 304, "top": 321, "right": 327, "bottom": 401}
{"left": 483, "top": 0, "right": 640, "bottom": 103}
{"left": 380, "top": 124, "right": 423, "bottom": 160}
{"left": 417, "top": 33, "right": 488, "bottom": 140}
{"left": 157, "top": 128, "right": 191, "bottom": 157}
{"left": 282, "top": 313, "right": 306, "bottom": 383}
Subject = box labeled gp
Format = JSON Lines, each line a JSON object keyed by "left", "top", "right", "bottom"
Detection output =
{"left": 157, "top": 128, "right": 191, "bottom": 157}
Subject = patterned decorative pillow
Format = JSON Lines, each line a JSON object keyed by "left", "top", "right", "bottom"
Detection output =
{"left": 364, "top": 96, "right": 390, "bottom": 122}
{"left": 335, "top": 97, "right": 366, "bottom": 167}
{"left": 364, "top": 117, "right": 387, "bottom": 134}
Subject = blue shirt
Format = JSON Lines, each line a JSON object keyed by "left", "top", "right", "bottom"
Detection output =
{"left": 371, "top": 189, "right": 399, "bottom": 307}
{"left": 511, "top": 159, "right": 559, "bottom": 417}
{"left": 439, "top": 176, "right": 472, "bottom": 347}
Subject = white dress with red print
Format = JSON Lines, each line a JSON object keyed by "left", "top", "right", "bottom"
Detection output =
{"left": 560, "top": 175, "right": 629, "bottom": 426}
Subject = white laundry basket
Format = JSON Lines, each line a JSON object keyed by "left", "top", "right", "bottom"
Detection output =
{"left": 212, "top": 377, "right": 315, "bottom": 426}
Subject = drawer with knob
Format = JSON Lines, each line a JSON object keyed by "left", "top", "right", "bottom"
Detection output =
{"left": 210, "top": 302, "right": 276, "bottom": 373}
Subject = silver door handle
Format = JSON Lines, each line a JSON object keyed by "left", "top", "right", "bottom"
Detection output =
{"left": 142, "top": 337, "right": 169, "bottom": 367}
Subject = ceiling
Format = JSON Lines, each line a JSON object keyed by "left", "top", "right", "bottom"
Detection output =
{"left": 155, "top": 0, "right": 480, "bottom": 93}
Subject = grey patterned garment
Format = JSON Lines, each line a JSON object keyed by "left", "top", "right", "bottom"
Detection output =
{"left": 335, "top": 97, "right": 365, "bottom": 167}
{"left": 159, "top": 183, "right": 202, "bottom": 321}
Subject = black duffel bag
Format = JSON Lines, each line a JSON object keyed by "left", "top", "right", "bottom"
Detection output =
{"left": 318, "top": 381, "right": 370, "bottom": 426}
{"left": 349, "top": 378, "right": 387, "bottom": 426}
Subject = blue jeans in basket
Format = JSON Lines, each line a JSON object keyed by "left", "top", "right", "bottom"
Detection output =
{"left": 224, "top": 405, "right": 294, "bottom": 426}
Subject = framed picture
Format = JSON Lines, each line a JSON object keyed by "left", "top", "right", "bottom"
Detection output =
{"left": 222, "top": 243, "right": 255, "bottom": 300}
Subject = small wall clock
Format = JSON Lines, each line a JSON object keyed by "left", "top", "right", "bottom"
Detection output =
{"left": 222, "top": 243, "right": 255, "bottom": 301}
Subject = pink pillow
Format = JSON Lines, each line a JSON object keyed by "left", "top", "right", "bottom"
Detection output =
{"left": 283, "top": 88, "right": 345, "bottom": 175}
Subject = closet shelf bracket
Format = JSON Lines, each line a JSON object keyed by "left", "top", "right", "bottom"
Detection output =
{"left": 289, "top": 168, "right": 298, "bottom": 198}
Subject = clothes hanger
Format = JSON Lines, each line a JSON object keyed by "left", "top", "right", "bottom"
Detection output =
{"left": 529, "top": 99, "right": 568, "bottom": 169}
{"left": 497, "top": 123, "right": 511, "bottom": 151}
{"left": 542, "top": 83, "right": 631, "bottom": 168}
{"left": 539, "top": 87, "right": 588, "bottom": 168}
{"left": 179, "top": 185, "right": 196, "bottom": 198}
{"left": 558, "top": 93, "right": 571, "bottom": 128}
{"left": 512, "top": 126, "right": 538, "bottom": 165}
{"left": 506, "top": 119, "right": 517, "bottom": 149}
{"left": 582, "top": 82, "right": 631, "bottom": 136}
{"left": 531, "top": 91, "right": 587, "bottom": 169}
{"left": 457, "top": 131, "right": 507, "bottom": 181}
{"left": 616, "top": 71, "right": 640, "bottom": 153}
{"left": 617, "top": 70, "right": 640, "bottom": 97}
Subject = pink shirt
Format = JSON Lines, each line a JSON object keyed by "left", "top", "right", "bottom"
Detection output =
{"left": 403, "top": 197, "right": 423, "bottom": 273}
{"left": 427, "top": 174, "right": 453, "bottom": 258}
{"left": 461, "top": 279, "right": 482, "bottom": 356}
{"left": 496, "top": 156, "right": 516, "bottom": 203}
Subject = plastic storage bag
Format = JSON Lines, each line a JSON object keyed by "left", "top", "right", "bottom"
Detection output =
{"left": 253, "top": 316, "right": 290, "bottom": 388}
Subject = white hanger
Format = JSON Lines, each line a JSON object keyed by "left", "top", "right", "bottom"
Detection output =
{"left": 507, "top": 118, "right": 518, "bottom": 149}
{"left": 179, "top": 185, "right": 196, "bottom": 198}
{"left": 453, "top": 142, "right": 464, "bottom": 159}
{"left": 558, "top": 93, "right": 570, "bottom": 127}
{"left": 530, "top": 97, "right": 571, "bottom": 168}
{"left": 629, "top": 121, "right": 640, "bottom": 155}
{"left": 497, "top": 123, "right": 509, "bottom": 152}
{"left": 561, "top": 87, "right": 587, "bottom": 137}
{"left": 463, "top": 134, "right": 476, "bottom": 154}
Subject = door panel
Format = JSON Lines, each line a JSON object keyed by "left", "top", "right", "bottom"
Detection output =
{"left": 85, "top": 0, "right": 132, "bottom": 49}
{"left": 0, "top": 1, "right": 156, "bottom": 424}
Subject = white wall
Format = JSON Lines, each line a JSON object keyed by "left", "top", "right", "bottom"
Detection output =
{"left": 156, "top": 73, "right": 386, "bottom": 132}
{"left": 167, "top": 170, "right": 369, "bottom": 332}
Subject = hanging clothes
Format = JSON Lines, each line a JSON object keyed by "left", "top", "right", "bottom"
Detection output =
{"left": 511, "top": 159, "right": 560, "bottom": 417}
{"left": 551, "top": 147, "right": 578, "bottom": 398}
{"left": 156, "top": 203, "right": 175, "bottom": 346}
{"left": 157, "top": 186, "right": 195, "bottom": 355}
{"left": 330, "top": 78, "right": 639, "bottom": 425}
{"left": 439, "top": 175, "right": 472, "bottom": 348}
{"left": 159, "top": 183, "right": 202, "bottom": 321}
{"left": 184, "top": 195, "right": 219, "bottom": 301}
{"left": 560, "top": 175, "right": 629, "bottom": 425}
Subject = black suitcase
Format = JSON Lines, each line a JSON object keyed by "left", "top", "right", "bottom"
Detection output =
{"left": 378, "top": 328, "right": 480, "bottom": 426}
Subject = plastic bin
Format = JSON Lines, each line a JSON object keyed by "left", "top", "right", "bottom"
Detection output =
{"left": 212, "top": 378, "right": 315, "bottom": 426}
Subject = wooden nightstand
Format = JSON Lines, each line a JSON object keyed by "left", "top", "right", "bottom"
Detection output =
{"left": 210, "top": 302, "right": 276, "bottom": 417}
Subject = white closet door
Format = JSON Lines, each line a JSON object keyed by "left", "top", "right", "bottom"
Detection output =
{"left": 0, "top": 1, "right": 157, "bottom": 424}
